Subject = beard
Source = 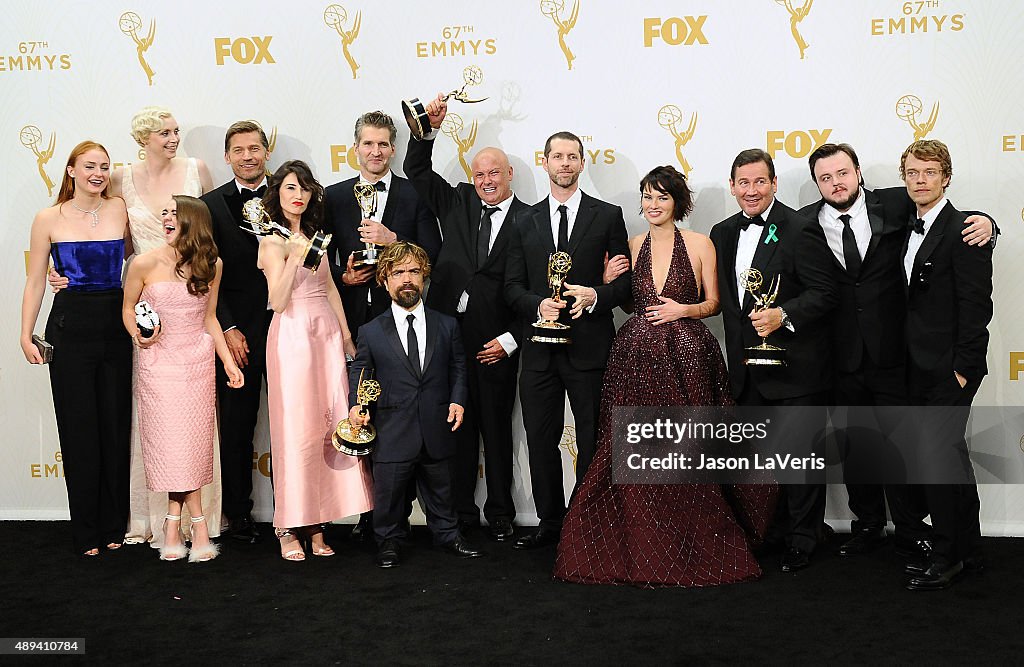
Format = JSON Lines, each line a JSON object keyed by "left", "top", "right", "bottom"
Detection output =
{"left": 394, "top": 285, "right": 421, "bottom": 309}
{"left": 549, "top": 170, "right": 580, "bottom": 188}
{"left": 825, "top": 185, "right": 860, "bottom": 211}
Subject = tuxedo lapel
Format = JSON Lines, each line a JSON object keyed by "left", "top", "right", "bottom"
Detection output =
{"left": 912, "top": 208, "right": 947, "bottom": 282}
{"left": 224, "top": 188, "right": 260, "bottom": 248}
{"left": 863, "top": 191, "right": 885, "bottom": 264}
{"left": 533, "top": 200, "right": 556, "bottom": 253}
{"left": 567, "top": 196, "right": 593, "bottom": 256}
{"left": 722, "top": 217, "right": 741, "bottom": 311}
{"left": 744, "top": 206, "right": 784, "bottom": 311}
{"left": 380, "top": 175, "right": 398, "bottom": 229}
{"left": 380, "top": 312, "right": 418, "bottom": 379}
{"left": 468, "top": 196, "right": 483, "bottom": 263}
{"left": 422, "top": 310, "right": 439, "bottom": 376}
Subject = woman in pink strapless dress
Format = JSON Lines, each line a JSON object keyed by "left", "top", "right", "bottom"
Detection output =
{"left": 122, "top": 195, "right": 244, "bottom": 562}
{"left": 258, "top": 160, "right": 372, "bottom": 562}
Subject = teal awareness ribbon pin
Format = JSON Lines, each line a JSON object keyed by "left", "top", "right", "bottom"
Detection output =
{"left": 764, "top": 223, "right": 779, "bottom": 244}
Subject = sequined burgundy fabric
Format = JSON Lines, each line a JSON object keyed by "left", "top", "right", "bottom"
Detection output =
{"left": 554, "top": 230, "right": 778, "bottom": 587}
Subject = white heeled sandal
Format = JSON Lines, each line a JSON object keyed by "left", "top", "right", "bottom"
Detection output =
{"left": 187, "top": 515, "right": 220, "bottom": 563}
{"left": 159, "top": 514, "right": 189, "bottom": 561}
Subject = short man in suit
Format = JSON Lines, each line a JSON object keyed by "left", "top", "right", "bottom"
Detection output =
{"left": 347, "top": 241, "right": 483, "bottom": 568}
{"left": 504, "top": 131, "right": 631, "bottom": 550}
{"left": 403, "top": 94, "right": 527, "bottom": 541}
{"left": 202, "top": 121, "right": 273, "bottom": 542}
{"left": 323, "top": 110, "right": 440, "bottom": 341}
{"left": 709, "top": 148, "right": 837, "bottom": 572}
{"left": 800, "top": 143, "right": 995, "bottom": 562}
{"left": 898, "top": 140, "right": 992, "bottom": 590}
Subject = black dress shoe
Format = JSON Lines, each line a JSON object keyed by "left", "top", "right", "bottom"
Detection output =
{"left": 894, "top": 537, "right": 933, "bottom": 560}
{"left": 376, "top": 539, "right": 400, "bottom": 568}
{"left": 488, "top": 518, "right": 514, "bottom": 542}
{"left": 442, "top": 535, "right": 484, "bottom": 558}
{"left": 227, "top": 515, "right": 260, "bottom": 543}
{"left": 906, "top": 561, "right": 963, "bottom": 590}
{"left": 907, "top": 555, "right": 985, "bottom": 576}
{"left": 513, "top": 527, "right": 560, "bottom": 550}
{"left": 838, "top": 527, "right": 888, "bottom": 556}
{"left": 780, "top": 547, "right": 811, "bottom": 572}
{"left": 350, "top": 515, "right": 374, "bottom": 542}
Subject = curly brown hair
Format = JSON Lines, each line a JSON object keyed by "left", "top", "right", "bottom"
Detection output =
{"left": 375, "top": 241, "right": 432, "bottom": 287}
{"left": 171, "top": 195, "right": 218, "bottom": 296}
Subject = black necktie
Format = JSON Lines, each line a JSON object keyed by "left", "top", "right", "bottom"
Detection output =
{"left": 838, "top": 213, "right": 862, "bottom": 276}
{"left": 406, "top": 313, "right": 421, "bottom": 377}
{"left": 478, "top": 206, "right": 498, "bottom": 268}
{"left": 240, "top": 185, "right": 267, "bottom": 202}
{"left": 740, "top": 214, "right": 765, "bottom": 232}
{"left": 912, "top": 218, "right": 926, "bottom": 235}
{"left": 557, "top": 204, "right": 569, "bottom": 252}
{"left": 373, "top": 181, "right": 387, "bottom": 192}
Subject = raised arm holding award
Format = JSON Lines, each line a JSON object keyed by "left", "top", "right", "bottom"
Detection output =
{"left": 402, "top": 65, "right": 488, "bottom": 140}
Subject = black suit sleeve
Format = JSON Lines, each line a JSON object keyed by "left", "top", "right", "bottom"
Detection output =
{"left": 411, "top": 196, "right": 442, "bottom": 264}
{"left": 208, "top": 195, "right": 237, "bottom": 331}
{"left": 348, "top": 326, "right": 376, "bottom": 410}
{"left": 952, "top": 235, "right": 993, "bottom": 381}
{"left": 403, "top": 136, "right": 459, "bottom": 224}
{"left": 782, "top": 222, "right": 837, "bottom": 330}
{"left": 448, "top": 321, "right": 468, "bottom": 407}
{"left": 592, "top": 205, "right": 631, "bottom": 314}
{"left": 503, "top": 211, "right": 543, "bottom": 319}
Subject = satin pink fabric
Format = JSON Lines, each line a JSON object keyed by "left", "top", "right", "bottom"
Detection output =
{"left": 136, "top": 282, "right": 216, "bottom": 492}
{"left": 266, "top": 260, "right": 372, "bottom": 528}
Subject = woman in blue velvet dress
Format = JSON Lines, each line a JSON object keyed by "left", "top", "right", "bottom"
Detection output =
{"left": 20, "top": 140, "right": 134, "bottom": 556}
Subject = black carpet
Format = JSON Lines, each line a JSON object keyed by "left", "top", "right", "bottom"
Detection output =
{"left": 3, "top": 521, "right": 1022, "bottom": 664}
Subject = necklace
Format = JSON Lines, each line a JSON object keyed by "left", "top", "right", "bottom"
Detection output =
{"left": 70, "top": 199, "right": 103, "bottom": 227}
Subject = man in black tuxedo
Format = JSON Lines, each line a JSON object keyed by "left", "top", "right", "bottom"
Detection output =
{"left": 202, "top": 121, "right": 273, "bottom": 543}
{"left": 403, "top": 95, "right": 527, "bottom": 541}
{"left": 709, "top": 148, "right": 837, "bottom": 572}
{"left": 323, "top": 110, "right": 440, "bottom": 341}
{"left": 504, "top": 131, "right": 631, "bottom": 550}
{"left": 897, "top": 140, "right": 992, "bottom": 591}
{"left": 800, "top": 143, "right": 995, "bottom": 562}
{"left": 346, "top": 242, "right": 482, "bottom": 568}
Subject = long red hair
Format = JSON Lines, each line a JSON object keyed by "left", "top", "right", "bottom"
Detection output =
{"left": 56, "top": 140, "right": 111, "bottom": 204}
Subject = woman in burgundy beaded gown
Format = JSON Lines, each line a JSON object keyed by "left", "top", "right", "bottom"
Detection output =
{"left": 554, "top": 166, "right": 778, "bottom": 587}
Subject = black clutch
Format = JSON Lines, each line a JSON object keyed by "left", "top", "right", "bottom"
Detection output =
{"left": 31, "top": 334, "right": 53, "bottom": 364}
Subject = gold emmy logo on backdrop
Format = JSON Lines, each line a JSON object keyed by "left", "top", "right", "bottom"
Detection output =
{"left": 540, "top": 0, "right": 580, "bottom": 70}
{"left": 559, "top": 425, "right": 578, "bottom": 472}
{"left": 119, "top": 11, "right": 156, "bottom": 85}
{"left": 267, "top": 125, "right": 278, "bottom": 156}
{"left": 440, "top": 113, "right": 478, "bottom": 182}
{"left": 1011, "top": 352, "right": 1024, "bottom": 381}
{"left": 20, "top": 125, "right": 56, "bottom": 196}
{"left": 324, "top": 4, "right": 361, "bottom": 79}
{"left": 775, "top": 0, "right": 813, "bottom": 60}
{"left": 896, "top": 94, "right": 939, "bottom": 140}
{"left": 657, "top": 105, "right": 697, "bottom": 178}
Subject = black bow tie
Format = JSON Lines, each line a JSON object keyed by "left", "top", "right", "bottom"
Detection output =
{"left": 366, "top": 180, "right": 386, "bottom": 192}
{"left": 911, "top": 218, "right": 926, "bottom": 235}
{"left": 240, "top": 185, "right": 267, "bottom": 202}
{"left": 740, "top": 215, "right": 765, "bottom": 232}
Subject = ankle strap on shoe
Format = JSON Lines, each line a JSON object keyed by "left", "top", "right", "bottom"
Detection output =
{"left": 165, "top": 514, "right": 182, "bottom": 521}
{"left": 190, "top": 515, "right": 207, "bottom": 524}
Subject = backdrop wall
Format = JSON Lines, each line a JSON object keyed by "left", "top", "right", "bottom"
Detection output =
{"left": 3, "top": 0, "right": 1022, "bottom": 533}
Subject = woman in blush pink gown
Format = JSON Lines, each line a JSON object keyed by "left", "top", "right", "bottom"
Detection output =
{"left": 122, "top": 195, "right": 244, "bottom": 562}
{"left": 258, "top": 160, "right": 372, "bottom": 562}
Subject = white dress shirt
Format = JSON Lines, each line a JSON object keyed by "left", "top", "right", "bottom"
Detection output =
{"left": 547, "top": 188, "right": 583, "bottom": 246}
{"left": 735, "top": 199, "right": 776, "bottom": 307}
{"left": 818, "top": 188, "right": 871, "bottom": 268}
{"left": 391, "top": 299, "right": 427, "bottom": 370}
{"left": 359, "top": 170, "right": 392, "bottom": 222}
{"left": 905, "top": 198, "right": 947, "bottom": 284}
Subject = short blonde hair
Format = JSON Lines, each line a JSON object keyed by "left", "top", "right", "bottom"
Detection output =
{"left": 130, "top": 105, "right": 174, "bottom": 146}
{"left": 376, "top": 241, "right": 431, "bottom": 286}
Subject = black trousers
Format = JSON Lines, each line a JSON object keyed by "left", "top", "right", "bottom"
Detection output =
{"left": 216, "top": 310, "right": 272, "bottom": 520}
{"left": 452, "top": 321, "right": 520, "bottom": 525}
{"left": 520, "top": 350, "right": 603, "bottom": 531}
{"left": 373, "top": 449, "right": 458, "bottom": 546}
{"left": 909, "top": 375, "right": 982, "bottom": 566}
{"left": 738, "top": 376, "right": 828, "bottom": 553}
{"left": 833, "top": 358, "right": 929, "bottom": 541}
{"left": 46, "top": 290, "right": 132, "bottom": 552}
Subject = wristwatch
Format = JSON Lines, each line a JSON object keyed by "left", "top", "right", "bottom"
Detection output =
{"left": 778, "top": 307, "right": 792, "bottom": 330}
